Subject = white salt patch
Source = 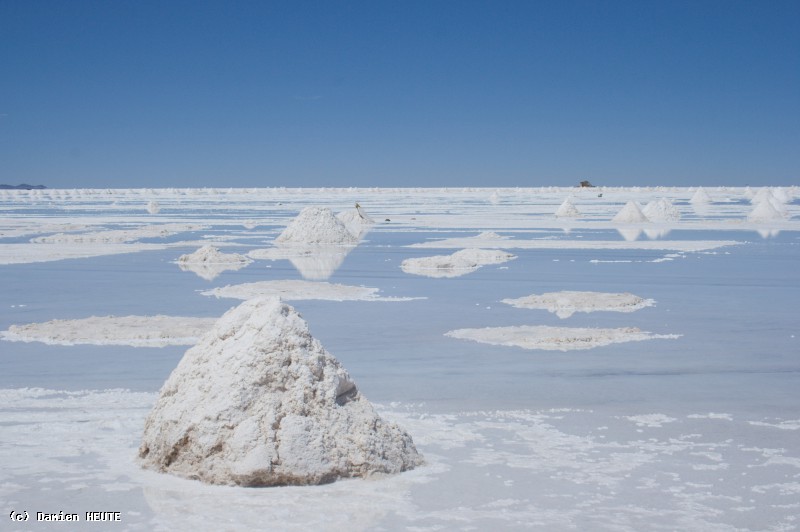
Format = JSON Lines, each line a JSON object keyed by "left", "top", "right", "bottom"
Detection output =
{"left": 139, "top": 298, "right": 422, "bottom": 486}
{"left": 147, "top": 201, "right": 160, "bottom": 214}
{"left": 642, "top": 198, "right": 681, "bottom": 222}
{"left": 1, "top": 316, "right": 216, "bottom": 347}
{"left": 690, "top": 187, "right": 712, "bottom": 204}
{"left": 177, "top": 245, "right": 252, "bottom": 281}
{"left": 201, "top": 279, "right": 421, "bottom": 302}
{"left": 0, "top": 242, "right": 169, "bottom": 265}
{"left": 400, "top": 249, "right": 517, "bottom": 278}
{"left": 445, "top": 325, "right": 680, "bottom": 351}
{"left": 276, "top": 206, "right": 359, "bottom": 245}
{"left": 501, "top": 291, "right": 655, "bottom": 319}
{"left": 612, "top": 201, "right": 649, "bottom": 223}
{"left": 748, "top": 420, "right": 800, "bottom": 431}
{"left": 624, "top": 414, "right": 678, "bottom": 428}
{"left": 31, "top": 223, "right": 207, "bottom": 244}
{"left": 488, "top": 191, "right": 501, "bottom": 204}
{"left": 555, "top": 198, "right": 581, "bottom": 218}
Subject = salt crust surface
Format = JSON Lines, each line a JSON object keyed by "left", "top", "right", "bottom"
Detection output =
{"left": 502, "top": 291, "right": 656, "bottom": 319}
{"left": 139, "top": 298, "right": 422, "bottom": 486}
{"left": 31, "top": 223, "right": 207, "bottom": 244}
{"left": 276, "top": 206, "right": 359, "bottom": 245}
{"left": 177, "top": 244, "right": 252, "bottom": 280}
{"left": 445, "top": 325, "right": 680, "bottom": 351}
{"left": 1, "top": 316, "right": 216, "bottom": 347}
{"left": 4, "top": 388, "right": 799, "bottom": 530}
{"left": 400, "top": 248, "right": 517, "bottom": 278}
{"left": 202, "top": 279, "right": 422, "bottom": 302}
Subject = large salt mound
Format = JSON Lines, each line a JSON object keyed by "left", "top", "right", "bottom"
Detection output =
{"left": 611, "top": 201, "right": 649, "bottom": 223}
{"left": 139, "top": 298, "right": 422, "bottom": 486}
{"left": 642, "top": 198, "right": 681, "bottom": 222}
{"left": 747, "top": 199, "right": 786, "bottom": 222}
{"left": 276, "top": 207, "right": 359, "bottom": 245}
{"left": 555, "top": 197, "right": 581, "bottom": 218}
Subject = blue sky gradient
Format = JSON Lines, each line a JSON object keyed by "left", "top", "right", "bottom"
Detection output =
{"left": 1, "top": 0, "right": 798, "bottom": 188}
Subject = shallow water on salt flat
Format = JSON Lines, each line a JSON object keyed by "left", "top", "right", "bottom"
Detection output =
{"left": 2, "top": 190, "right": 799, "bottom": 531}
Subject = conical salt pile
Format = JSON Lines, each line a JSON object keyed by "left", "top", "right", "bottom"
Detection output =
{"left": 689, "top": 188, "right": 712, "bottom": 204}
{"left": 555, "top": 197, "right": 581, "bottom": 218}
{"left": 276, "top": 207, "right": 359, "bottom": 245}
{"left": 336, "top": 203, "right": 375, "bottom": 239}
{"left": 747, "top": 199, "right": 786, "bottom": 222}
{"left": 642, "top": 198, "right": 681, "bottom": 222}
{"left": 139, "top": 298, "right": 422, "bottom": 486}
{"left": 611, "top": 200, "right": 649, "bottom": 223}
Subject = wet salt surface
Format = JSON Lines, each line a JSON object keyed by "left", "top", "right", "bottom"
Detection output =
{"left": 1, "top": 188, "right": 799, "bottom": 530}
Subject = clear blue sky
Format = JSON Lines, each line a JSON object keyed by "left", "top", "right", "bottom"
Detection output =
{"left": 1, "top": 0, "right": 798, "bottom": 188}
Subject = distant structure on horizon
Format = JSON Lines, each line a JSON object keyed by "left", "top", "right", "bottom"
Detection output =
{"left": 0, "top": 184, "right": 47, "bottom": 190}
{"left": 579, "top": 180, "right": 595, "bottom": 188}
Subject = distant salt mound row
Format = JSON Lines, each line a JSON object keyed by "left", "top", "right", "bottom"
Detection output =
{"left": 400, "top": 248, "right": 516, "bottom": 278}
{"left": 642, "top": 199, "right": 681, "bottom": 222}
{"left": 502, "top": 291, "right": 655, "bottom": 319}
{"left": 1, "top": 315, "right": 216, "bottom": 347}
{"left": 139, "top": 297, "right": 422, "bottom": 486}
{"left": 555, "top": 198, "right": 581, "bottom": 218}
{"left": 445, "top": 325, "right": 680, "bottom": 351}
{"left": 177, "top": 245, "right": 253, "bottom": 281}
{"left": 276, "top": 207, "right": 359, "bottom": 245}
{"left": 689, "top": 188, "right": 712, "bottom": 204}
{"left": 611, "top": 201, "right": 649, "bottom": 223}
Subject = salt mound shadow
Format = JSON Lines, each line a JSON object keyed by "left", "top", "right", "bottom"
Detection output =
{"left": 139, "top": 298, "right": 422, "bottom": 486}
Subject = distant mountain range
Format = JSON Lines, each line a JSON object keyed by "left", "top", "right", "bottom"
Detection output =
{"left": 0, "top": 184, "right": 47, "bottom": 190}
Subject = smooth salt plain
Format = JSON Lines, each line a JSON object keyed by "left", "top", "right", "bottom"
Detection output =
{"left": 1, "top": 186, "right": 799, "bottom": 531}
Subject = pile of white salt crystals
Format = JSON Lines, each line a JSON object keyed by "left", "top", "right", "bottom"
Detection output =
{"left": 139, "top": 297, "right": 422, "bottom": 486}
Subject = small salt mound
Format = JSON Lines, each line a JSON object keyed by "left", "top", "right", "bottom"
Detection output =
{"left": 690, "top": 188, "right": 712, "bottom": 204}
{"left": 488, "top": 191, "right": 501, "bottom": 204}
{"left": 611, "top": 201, "right": 649, "bottom": 223}
{"left": 177, "top": 245, "right": 252, "bottom": 281}
{"left": 502, "top": 291, "right": 655, "bottom": 319}
{"left": 771, "top": 187, "right": 792, "bottom": 204}
{"left": 400, "top": 248, "right": 517, "bottom": 278}
{"left": 749, "top": 187, "right": 773, "bottom": 204}
{"left": 147, "top": 201, "right": 160, "bottom": 214}
{"left": 139, "top": 297, "right": 422, "bottom": 486}
{"left": 555, "top": 198, "right": 581, "bottom": 218}
{"left": 747, "top": 199, "right": 786, "bottom": 222}
{"left": 336, "top": 203, "right": 375, "bottom": 239}
{"left": 276, "top": 207, "right": 359, "bottom": 245}
{"left": 642, "top": 198, "right": 681, "bottom": 222}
